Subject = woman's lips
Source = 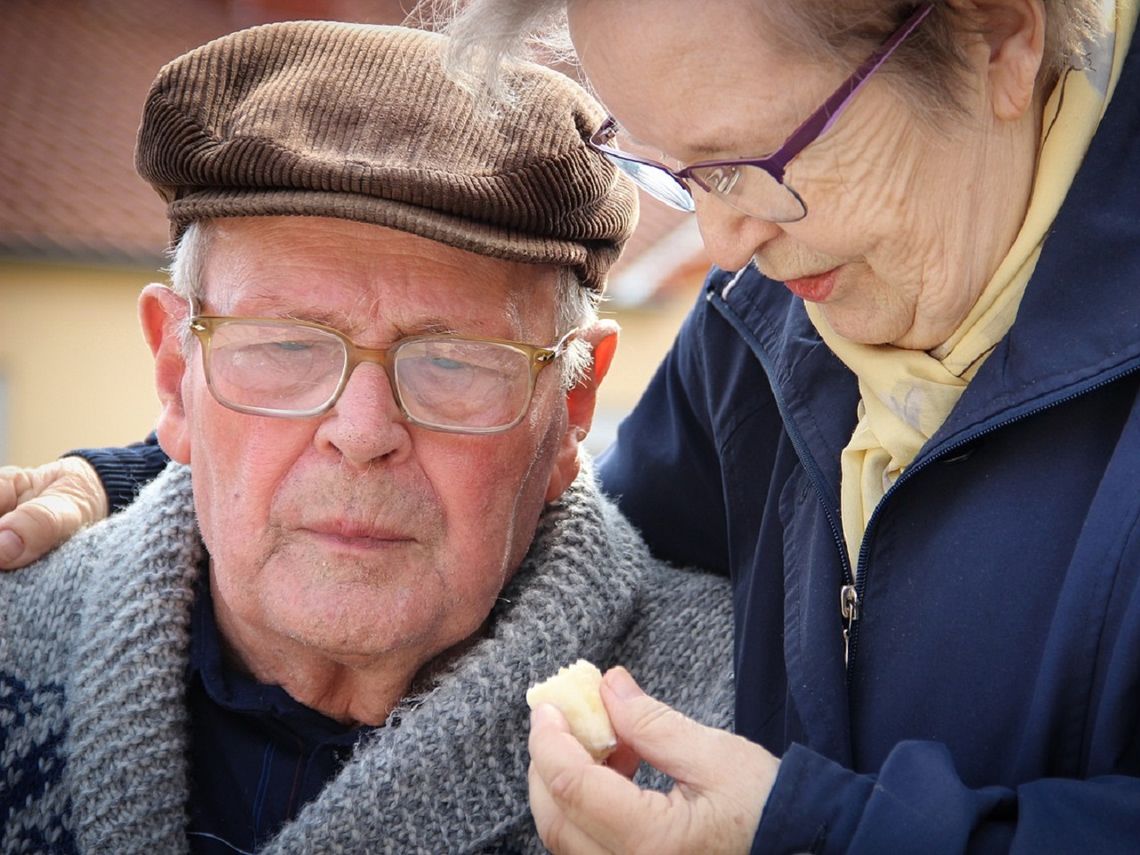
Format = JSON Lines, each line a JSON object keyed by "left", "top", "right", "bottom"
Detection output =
{"left": 783, "top": 267, "right": 839, "bottom": 302}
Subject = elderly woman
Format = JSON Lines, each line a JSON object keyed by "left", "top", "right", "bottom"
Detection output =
{"left": 2, "top": 0, "right": 1138, "bottom": 851}
{"left": 439, "top": 0, "right": 1140, "bottom": 852}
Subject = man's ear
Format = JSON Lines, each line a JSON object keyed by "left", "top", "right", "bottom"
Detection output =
{"left": 955, "top": 0, "right": 1046, "bottom": 121}
{"left": 544, "top": 320, "right": 620, "bottom": 503}
{"left": 139, "top": 283, "right": 192, "bottom": 464}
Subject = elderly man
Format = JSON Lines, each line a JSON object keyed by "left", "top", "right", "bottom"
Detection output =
{"left": 0, "top": 22, "right": 735, "bottom": 854}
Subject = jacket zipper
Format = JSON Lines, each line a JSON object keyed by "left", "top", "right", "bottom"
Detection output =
{"left": 707, "top": 288, "right": 856, "bottom": 647}
{"left": 844, "top": 362, "right": 1140, "bottom": 677}
{"left": 710, "top": 286, "right": 1140, "bottom": 678}
{"left": 840, "top": 583, "right": 860, "bottom": 666}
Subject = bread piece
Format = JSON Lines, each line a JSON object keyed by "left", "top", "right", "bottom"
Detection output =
{"left": 527, "top": 659, "right": 617, "bottom": 761}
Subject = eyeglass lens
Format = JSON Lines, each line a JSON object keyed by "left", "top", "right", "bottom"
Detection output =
{"left": 395, "top": 338, "right": 534, "bottom": 430}
{"left": 597, "top": 128, "right": 806, "bottom": 221}
{"left": 687, "top": 163, "right": 807, "bottom": 221}
{"left": 607, "top": 155, "right": 696, "bottom": 211}
{"left": 203, "top": 320, "right": 538, "bottom": 431}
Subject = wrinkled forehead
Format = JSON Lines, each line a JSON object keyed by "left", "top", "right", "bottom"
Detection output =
{"left": 567, "top": 0, "right": 829, "bottom": 156}
{"left": 195, "top": 216, "right": 562, "bottom": 338}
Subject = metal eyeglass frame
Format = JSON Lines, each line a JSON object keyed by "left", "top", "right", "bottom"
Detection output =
{"left": 187, "top": 302, "right": 578, "bottom": 435}
{"left": 587, "top": 2, "right": 934, "bottom": 222}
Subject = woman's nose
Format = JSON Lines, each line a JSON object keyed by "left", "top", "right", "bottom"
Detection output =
{"left": 693, "top": 191, "right": 782, "bottom": 271}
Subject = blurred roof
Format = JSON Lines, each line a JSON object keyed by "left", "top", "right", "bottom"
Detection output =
{"left": 0, "top": 0, "right": 705, "bottom": 298}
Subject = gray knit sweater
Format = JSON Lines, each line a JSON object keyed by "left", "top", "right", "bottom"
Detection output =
{"left": 0, "top": 464, "right": 734, "bottom": 854}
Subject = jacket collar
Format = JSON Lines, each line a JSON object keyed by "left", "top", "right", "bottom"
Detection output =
{"left": 710, "top": 28, "right": 1140, "bottom": 491}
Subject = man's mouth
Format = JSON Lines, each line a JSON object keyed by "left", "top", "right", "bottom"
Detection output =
{"left": 301, "top": 520, "right": 415, "bottom": 550}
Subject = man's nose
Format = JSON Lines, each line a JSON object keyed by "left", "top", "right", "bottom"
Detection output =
{"left": 314, "top": 363, "right": 411, "bottom": 467}
{"left": 693, "top": 192, "right": 783, "bottom": 272}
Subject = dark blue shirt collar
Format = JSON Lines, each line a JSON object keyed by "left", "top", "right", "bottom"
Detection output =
{"left": 187, "top": 571, "right": 364, "bottom": 741}
{"left": 185, "top": 562, "right": 371, "bottom": 853}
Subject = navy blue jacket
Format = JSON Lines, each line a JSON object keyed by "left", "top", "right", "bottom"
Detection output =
{"left": 597, "top": 35, "right": 1140, "bottom": 855}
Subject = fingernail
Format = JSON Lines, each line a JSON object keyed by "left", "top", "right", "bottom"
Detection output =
{"left": 0, "top": 529, "right": 24, "bottom": 564}
{"left": 604, "top": 667, "right": 643, "bottom": 700}
{"left": 530, "top": 703, "right": 563, "bottom": 728}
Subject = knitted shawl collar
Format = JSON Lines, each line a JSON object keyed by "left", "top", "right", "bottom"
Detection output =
{"left": 62, "top": 462, "right": 648, "bottom": 854}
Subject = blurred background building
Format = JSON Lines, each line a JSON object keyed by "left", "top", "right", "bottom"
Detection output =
{"left": 0, "top": 0, "right": 709, "bottom": 465}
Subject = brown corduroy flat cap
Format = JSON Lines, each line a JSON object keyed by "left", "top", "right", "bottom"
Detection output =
{"left": 135, "top": 21, "right": 638, "bottom": 292}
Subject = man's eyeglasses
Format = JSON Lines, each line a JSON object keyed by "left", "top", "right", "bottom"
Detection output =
{"left": 588, "top": 3, "right": 933, "bottom": 223}
{"left": 188, "top": 306, "right": 576, "bottom": 434}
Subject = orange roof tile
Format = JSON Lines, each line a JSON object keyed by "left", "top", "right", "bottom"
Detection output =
{"left": 0, "top": 0, "right": 707, "bottom": 300}
{"left": 0, "top": 0, "right": 410, "bottom": 263}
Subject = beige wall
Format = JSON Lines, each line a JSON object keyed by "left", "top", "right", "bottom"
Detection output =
{"left": 586, "top": 293, "right": 696, "bottom": 455}
{"left": 0, "top": 259, "right": 161, "bottom": 465}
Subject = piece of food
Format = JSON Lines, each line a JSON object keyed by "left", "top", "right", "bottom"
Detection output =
{"left": 527, "top": 659, "right": 617, "bottom": 761}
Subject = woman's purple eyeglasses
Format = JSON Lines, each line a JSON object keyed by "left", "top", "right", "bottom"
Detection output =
{"left": 588, "top": 3, "right": 934, "bottom": 223}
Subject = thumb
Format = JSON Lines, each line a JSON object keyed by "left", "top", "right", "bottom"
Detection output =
{"left": 600, "top": 666, "right": 724, "bottom": 789}
{"left": 0, "top": 493, "right": 85, "bottom": 568}
{"left": 0, "top": 457, "right": 107, "bottom": 569}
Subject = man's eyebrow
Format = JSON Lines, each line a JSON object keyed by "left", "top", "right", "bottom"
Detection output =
{"left": 231, "top": 294, "right": 462, "bottom": 338}
{"left": 277, "top": 307, "right": 343, "bottom": 327}
{"left": 283, "top": 310, "right": 461, "bottom": 339}
{"left": 398, "top": 319, "right": 460, "bottom": 337}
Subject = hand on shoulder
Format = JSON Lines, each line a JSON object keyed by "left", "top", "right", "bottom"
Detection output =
{"left": 0, "top": 457, "right": 109, "bottom": 569}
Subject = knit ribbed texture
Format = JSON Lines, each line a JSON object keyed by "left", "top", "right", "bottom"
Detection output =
{"left": 65, "top": 436, "right": 167, "bottom": 513}
{"left": 135, "top": 22, "right": 638, "bottom": 292}
{"left": 0, "top": 463, "right": 733, "bottom": 853}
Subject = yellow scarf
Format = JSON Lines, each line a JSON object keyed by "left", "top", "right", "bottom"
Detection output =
{"left": 804, "top": 0, "right": 1136, "bottom": 572}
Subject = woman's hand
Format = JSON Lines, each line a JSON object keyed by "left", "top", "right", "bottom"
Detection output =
{"left": 0, "top": 457, "right": 108, "bottom": 569}
{"left": 528, "top": 666, "right": 778, "bottom": 854}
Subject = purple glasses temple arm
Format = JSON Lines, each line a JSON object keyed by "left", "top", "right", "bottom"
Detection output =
{"left": 767, "top": 3, "right": 935, "bottom": 175}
